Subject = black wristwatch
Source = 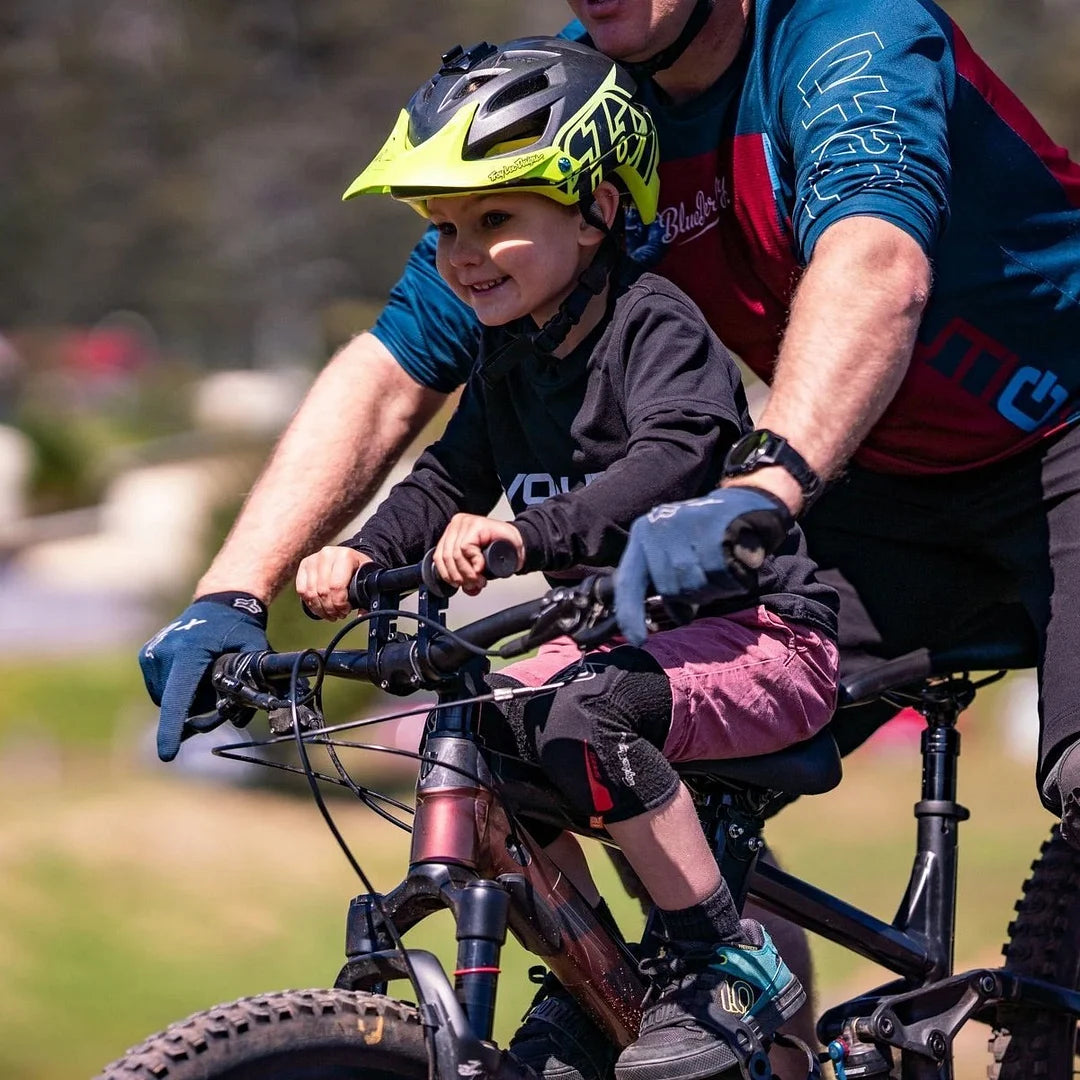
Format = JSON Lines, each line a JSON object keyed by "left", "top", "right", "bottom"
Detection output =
{"left": 721, "top": 428, "right": 823, "bottom": 505}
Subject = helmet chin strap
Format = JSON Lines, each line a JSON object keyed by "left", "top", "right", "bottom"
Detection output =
{"left": 622, "top": 0, "right": 715, "bottom": 81}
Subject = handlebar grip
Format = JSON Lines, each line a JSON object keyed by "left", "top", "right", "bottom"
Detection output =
{"left": 211, "top": 652, "right": 239, "bottom": 682}
{"left": 346, "top": 561, "right": 383, "bottom": 613}
{"left": 341, "top": 540, "right": 520, "bottom": 614}
{"left": 480, "top": 537, "right": 520, "bottom": 580}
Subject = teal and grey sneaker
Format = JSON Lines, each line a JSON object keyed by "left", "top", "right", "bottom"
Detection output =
{"left": 508, "top": 968, "right": 618, "bottom": 1080}
{"left": 615, "top": 923, "right": 805, "bottom": 1080}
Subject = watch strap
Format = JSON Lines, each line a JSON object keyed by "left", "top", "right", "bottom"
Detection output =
{"left": 722, "top": 429, "right": 823, "bottom": 504}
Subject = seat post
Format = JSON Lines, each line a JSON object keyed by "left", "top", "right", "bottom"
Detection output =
{"left": 895, "top": 679, "right": 972, "bottom": 978}
{"left": 704, "top": 795, "right": 767, "bottom": 912}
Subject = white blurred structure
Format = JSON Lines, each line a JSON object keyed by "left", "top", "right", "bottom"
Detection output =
{"left": 0, "top": 424, "right": 32, "bottom": 524}
{"left": 193, "top": 368, "right": 311, "bottom": 436}
{"left": 0, "top": 370, "right": 319, "bottom": 651}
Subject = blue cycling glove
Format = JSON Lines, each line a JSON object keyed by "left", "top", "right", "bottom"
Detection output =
{"left": 613, "top": 487, "right": 793, "bottom": 645}
{"left": 138, "top": 592, "right": 269, "bottom": 761}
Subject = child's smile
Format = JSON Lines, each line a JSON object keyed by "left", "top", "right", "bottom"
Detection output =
{"left": 428, "top": 192, "right": 602, "bottom": 329}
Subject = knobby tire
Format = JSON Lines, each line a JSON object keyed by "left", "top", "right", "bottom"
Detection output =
{"left": 94, "top": 988, "right": 429, "bottom": 1080}
{"left": 989, "top": 830, "right": 1080, "bottom": 1079}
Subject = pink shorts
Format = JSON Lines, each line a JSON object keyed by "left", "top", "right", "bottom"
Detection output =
{"left": 499, "top": 605, "right": 839, "bottom": 761}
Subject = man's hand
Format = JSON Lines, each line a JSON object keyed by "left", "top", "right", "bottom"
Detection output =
{"left": 613, "top": 487, "right": 793, "bottom": 645}
{"left": 139, "top": 594, "right": 270, "bottom": 761}
{"left": 296, "top": 546, "right": 372, "bottom": 620}
{"left": 434, "top": 515, "right": 524, "bottom": 595}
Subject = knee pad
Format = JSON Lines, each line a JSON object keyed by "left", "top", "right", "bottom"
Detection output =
{"left": 535, "top": 647, "right": 677, "bottom": 824}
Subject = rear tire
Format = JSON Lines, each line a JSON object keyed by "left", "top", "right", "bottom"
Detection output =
{"left": 989, "top": 830, "right": 1080, "bottom": 1079}
{"left": 95, "top": 989, "right": 429, "bottom": 1079}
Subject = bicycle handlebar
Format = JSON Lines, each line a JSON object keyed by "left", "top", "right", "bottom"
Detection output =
{"left": 214, "top": 564, "right": 615, "bottom": 704}
{"left": 301, "top": 539, "right": 519, "bottom": 621}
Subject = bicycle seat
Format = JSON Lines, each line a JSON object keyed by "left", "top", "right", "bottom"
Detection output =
{"left": 838, "top": 602, "right": 1038, "bottom": 705}
{"left": 674, "top": 726, "right": 841, "bottom": 795}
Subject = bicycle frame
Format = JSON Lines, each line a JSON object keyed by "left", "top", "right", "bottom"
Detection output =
{"left": 230, "top": 572, "right": 1080, "bottom": 1080}
{"left": 743, "top": 673, "right": 1080, "bottom": 1079}
{"left": 328, "top": 579, "right": 649, "bottom": 1080}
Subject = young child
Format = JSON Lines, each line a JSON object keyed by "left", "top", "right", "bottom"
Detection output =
{"left": 297, "top": 37, "right": 839, "bottom": 1080}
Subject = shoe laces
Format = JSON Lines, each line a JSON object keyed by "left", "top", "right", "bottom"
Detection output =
{"left": 638, "top": 942, "right": 736, "bottom": 1009}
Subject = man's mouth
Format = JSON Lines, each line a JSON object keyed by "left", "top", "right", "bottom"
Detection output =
{"left": 579, "top": 0, "right": 622, "bottom": 16}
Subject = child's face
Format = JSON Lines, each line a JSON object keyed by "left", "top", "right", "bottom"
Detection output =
{"left": 428, "top": 192, "right": 601, "bottom": 328}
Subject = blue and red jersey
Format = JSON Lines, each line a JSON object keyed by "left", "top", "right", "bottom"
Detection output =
{"left": 371, "top": 0, "right": 1080, "bottom": 474}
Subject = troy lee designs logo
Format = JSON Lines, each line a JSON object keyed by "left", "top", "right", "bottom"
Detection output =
{"left": 657, "top": 176, "right": 731, "bottom": 244}
{"left": 487, "top": 152, "right": 545, "bottom": 183}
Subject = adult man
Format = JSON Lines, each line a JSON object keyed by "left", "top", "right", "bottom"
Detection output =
{"left": 140, "top": 0, "right": 1080, "bottom": 1073}
{"left": 144, "top": 0, "right": 1080, "bottom": 817}
{"left": 591, "top": 0, "right": 1080, "bottom": 847}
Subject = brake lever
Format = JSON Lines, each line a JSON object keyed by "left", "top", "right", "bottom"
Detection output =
{"left": 213, "top": 652, "right": 323, "bottom": 733}
{"left": 495, "top": 584, "right": 597, "bottom": 658}
{"left": 571, "top": 613, "right": 619, "bottom": 650}
{"left": 539, "top": 575, "right": 621, "bottom": 652}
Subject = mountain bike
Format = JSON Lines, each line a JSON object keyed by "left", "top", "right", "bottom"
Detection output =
{"left": 96, "top": 549, "right": 1080, "bottom": 1080}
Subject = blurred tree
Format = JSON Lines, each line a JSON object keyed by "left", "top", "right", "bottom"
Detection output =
{"left": 1, "top": 0, "right": 1078, "bottom": 366}
{"left": 1, "top": 0, "right": 567, "bottom": 363}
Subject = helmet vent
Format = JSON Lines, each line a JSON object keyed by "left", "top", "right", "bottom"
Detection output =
{"left": 452, "top": 74, "right": 499, "bottom": 101}
{"left": 490, "top": 71, "right": 550, "bottom": 111}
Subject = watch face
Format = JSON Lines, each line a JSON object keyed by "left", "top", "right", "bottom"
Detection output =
{"left": 728, "top": 429, "right": 778, "bottom": 469}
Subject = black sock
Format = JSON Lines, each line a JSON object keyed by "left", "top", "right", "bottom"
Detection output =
{"left": 658, "top": 880, "right": 746, "bottom": 945}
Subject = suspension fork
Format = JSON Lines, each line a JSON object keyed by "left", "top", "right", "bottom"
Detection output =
{"left": 411, "top": 734, "right": 645, "bottom": 1043}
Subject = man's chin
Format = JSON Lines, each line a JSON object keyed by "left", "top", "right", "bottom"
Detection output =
{"left": 575, "top": 15, "right": 662, "bottom": 63}
{"left": 581, "top": 27, "right": 651, "bottom": 63}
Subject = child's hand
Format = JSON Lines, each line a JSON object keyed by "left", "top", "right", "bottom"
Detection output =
{"left": 434, "top": 515, "right": 524, "bottom": 595}
{"left": 296, "top": 546, "right": 372, "bottom": 620}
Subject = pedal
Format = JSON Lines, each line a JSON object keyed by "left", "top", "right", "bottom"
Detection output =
{"left": 825, "top": 1031, "right": 893, "bottom": 1079}
{"left": 721, "top": 1015, "right": 773, "bottom": 1079}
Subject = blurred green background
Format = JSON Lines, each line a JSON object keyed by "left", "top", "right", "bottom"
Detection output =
{"left": 0, "top": 1, "right": 1077, "bottom": 1077}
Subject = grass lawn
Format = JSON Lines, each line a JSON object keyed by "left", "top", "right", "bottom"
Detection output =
{"left": 0, "top": 661, "right": 1058, "bottom": 1079}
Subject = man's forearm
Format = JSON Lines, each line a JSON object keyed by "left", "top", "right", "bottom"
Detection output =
{"left": 727, "top": 216, "right": 931, "bottom": 514}
{"left": 196, "top": 332, "right": 446, "bottom": 602}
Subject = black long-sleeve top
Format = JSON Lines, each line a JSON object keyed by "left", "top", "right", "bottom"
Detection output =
{"left": 351, "top": 270, "right": 837, "bottom": 637}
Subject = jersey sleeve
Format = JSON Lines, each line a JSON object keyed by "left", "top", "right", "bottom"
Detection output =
{"left": 772, "top": 0, "right": 954, "bottom": 261}
{"left": 347, "top": 373, "right": 503, "bottom": 567}
{"left": 512, "top": 287, "right": 743, "bottom": 573}
{"left": 370, "top": 226, "right": 481, "bottom": 393}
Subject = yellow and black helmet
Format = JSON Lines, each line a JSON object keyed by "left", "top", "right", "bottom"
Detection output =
{"left": 344, "top": 36, "right": 659, "bottom": 224}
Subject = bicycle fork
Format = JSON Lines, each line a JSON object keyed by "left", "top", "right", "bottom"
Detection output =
{"left": 334, "top": 725, "right": 646, "bottom": 1077}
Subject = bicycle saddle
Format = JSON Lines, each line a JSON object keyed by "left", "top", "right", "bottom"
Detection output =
{"left": 674, "top": 725, "right": 841, "bottom": 795}
{"left": 838, "top": 602, "right": 1038, "bottom": 705}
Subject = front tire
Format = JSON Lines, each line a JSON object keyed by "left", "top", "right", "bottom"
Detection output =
{"left": 95, "top": 989, "right": 429, "bottom": 1080}
{"left": 989, "top": 830, "right": 1080, "bottom": 1079}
